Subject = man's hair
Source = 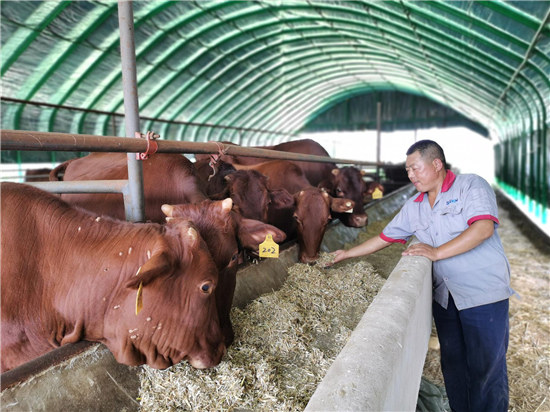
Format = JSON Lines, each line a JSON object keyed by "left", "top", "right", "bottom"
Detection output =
{"left": 406, "top": 140, "right": 447, "bottom": 169}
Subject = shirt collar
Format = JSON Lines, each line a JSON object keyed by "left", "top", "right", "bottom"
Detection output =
{"left": 414, "top": 170, "right": 456, "bottom": 203}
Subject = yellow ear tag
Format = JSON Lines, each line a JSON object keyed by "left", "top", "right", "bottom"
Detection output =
{"left": 372, "top": 188, "right": 383, "bottom": 199}
{"left": 135, "top": 281, "right": 143, "bottom": 315}
{"left": 259, "top": 234, "right": 279, "bottom": 258}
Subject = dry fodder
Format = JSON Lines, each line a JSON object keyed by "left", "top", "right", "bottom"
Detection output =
{"left": 139, "top": 259, "right": 385, "bottom": 411}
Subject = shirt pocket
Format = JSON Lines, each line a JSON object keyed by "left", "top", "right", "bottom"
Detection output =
{"left": 441, "top": 205, "right": 466, "bottom": 236}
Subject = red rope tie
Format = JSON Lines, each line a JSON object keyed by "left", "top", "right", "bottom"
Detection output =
{"left": 135, "top": 131, "right": 159, "bottom": 160}
{"left": 206, "top": 141, "right": 228, "bottom": 181}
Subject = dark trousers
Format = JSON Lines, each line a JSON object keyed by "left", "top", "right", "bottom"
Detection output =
{"left": 433, "top": 294, "right": 509, "bottom": 412}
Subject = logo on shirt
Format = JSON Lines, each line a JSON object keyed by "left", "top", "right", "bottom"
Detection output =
{"left": 446, "top": 198, "right": 458, "bottom": 205}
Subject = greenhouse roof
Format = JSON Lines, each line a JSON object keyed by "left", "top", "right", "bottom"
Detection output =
{"left": 1, "top": 1, "right": 549, "bottom": 145}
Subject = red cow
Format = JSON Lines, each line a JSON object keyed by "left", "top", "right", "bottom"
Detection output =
{"left": 194, "top": 159, "right": 293, "bottom": 222}
{"left": 1, "top": 182, "right": 225, "bottom": 372}
{"left": 196, "top": 139, "right": 371, "bottom": 228}
{"left": 49, "top": 153, "right": 285, "bottom": 346}
{"left": 235, "top": 161, "right": 355, "bottom": 264}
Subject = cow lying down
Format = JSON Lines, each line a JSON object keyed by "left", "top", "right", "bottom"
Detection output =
{"left": 1, "top": 183, "right": 226, "bottom": 372}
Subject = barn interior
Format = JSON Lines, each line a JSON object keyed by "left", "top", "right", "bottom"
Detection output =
{"left": 1, "top": 1, "right": 549, "bottom": 411}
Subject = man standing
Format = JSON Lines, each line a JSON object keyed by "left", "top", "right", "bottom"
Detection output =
{"left": 331, "top": 140, "right": 514, "bottom": 412}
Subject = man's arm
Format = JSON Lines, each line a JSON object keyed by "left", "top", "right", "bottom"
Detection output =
{"left": 330, "top": 236, "right": 392, "bottom": 265}
{"left": 402, "top": 219, "right": 494, "bottom": 261}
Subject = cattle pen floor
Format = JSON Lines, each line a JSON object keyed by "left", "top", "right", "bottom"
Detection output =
{"left": 138, "top": 215, "right": 404, "bottom": 411}
{"left": 422, "top": 194, "right": 550, "bottom": 412}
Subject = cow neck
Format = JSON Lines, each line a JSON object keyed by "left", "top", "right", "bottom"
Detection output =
{"left": 48, "top": 209, "right": 164, "bottom": 342}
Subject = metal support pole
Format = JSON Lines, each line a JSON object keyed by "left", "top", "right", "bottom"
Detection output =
{"left": 376, "top": 101, "right": 382, "bottom": 182}
{"left": 118, "top": 0, "right": 145, "bottom": 222}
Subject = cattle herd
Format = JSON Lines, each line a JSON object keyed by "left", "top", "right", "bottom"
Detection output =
{"left": 1, "top": 139, "right": 385, "bottom": 374}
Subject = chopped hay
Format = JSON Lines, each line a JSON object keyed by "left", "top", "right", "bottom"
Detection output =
{"left": 139, "top": 258, "right": 385, "bottom": 411}
{"left": 422, "top": 197, "right": 550, "bottom": 411}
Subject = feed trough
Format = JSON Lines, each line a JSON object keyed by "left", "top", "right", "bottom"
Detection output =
{"left": 1, "top": 184, "right": 432, "bottom": 411}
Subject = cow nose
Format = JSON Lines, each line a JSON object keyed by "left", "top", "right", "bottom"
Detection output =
{"left": 300, "top": 253, "right": 319, "bottom": 265}
{"left": 188, "top": 341, "right": 226, "bottom": 369}
{"left": 352, "top": 214, "right": 368, "bottom": 227}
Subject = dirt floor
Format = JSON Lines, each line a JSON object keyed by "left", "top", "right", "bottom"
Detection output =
{"left": 422, "top": 194, "right": 550, "bottom": 412}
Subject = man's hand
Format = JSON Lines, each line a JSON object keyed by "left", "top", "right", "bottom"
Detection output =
{"left": 323, "top": 250, "right": 347, "bottom": 267}
{"left": 402, "top": 243, "right": 440, "bottom": 261}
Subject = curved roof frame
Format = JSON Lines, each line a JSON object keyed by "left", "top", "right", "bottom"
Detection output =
{"left": 218, "top": 68, "right": 503, "bottom": 145}
{"left": 142, "top": 2, "right": 548, "bottom": 142}
{"left": 2, "top": 1, "right": 548, "bottom": 144}
{"left": 49, "top": 0, "right": 544, "bottom": 140}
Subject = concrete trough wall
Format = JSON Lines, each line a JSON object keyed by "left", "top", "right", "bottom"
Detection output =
{"left": 305, "top": 240, "right": 433, "bottom": 411}
{"left": 1, "top": 185, "right": 420, "bottom": 411}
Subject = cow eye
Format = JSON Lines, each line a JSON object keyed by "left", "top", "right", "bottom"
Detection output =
{"left": 200, "top": 283, "right": 211, "bottom": 293}
{"left": 293, "top": 214, "right": 299, "bottom": 220}
{"left": 231, "top": 253, "right": 238, "bottom": 262}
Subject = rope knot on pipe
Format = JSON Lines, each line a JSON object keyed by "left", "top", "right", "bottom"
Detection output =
{"left": 135, "top": 131, "right": 159, "bottom": 160}
{"left": 207, "top": 141, "right": 228, "bottom": 181}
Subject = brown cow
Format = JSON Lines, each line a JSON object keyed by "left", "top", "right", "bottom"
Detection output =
{"left": 1, "top": 182, "right": 225, "bottom": 372}
{"left": 235, "top": 161, "right": 355, "bottom": 264}
{"left": 50, "top": 153, "right": 286, "bottom": 345}
{"left": 194, "top": 159, "right": 293, "bottom": 222}
{"left": 196, "top": 140, "right": 371, "bottom": 227}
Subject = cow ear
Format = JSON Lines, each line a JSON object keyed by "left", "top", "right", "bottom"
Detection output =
{"left": 209, "top": 186, "right": 230, "bottom": 201}
{"left": 126, "top": 251, "right": 173, "bottom": 289}
{"left": 331, "top": 168, "right": 340, "bottom": 176}
{"left": 330, "top": 197, "right": 355, "bottom": 214}
{"left": 270, "top": 189, "right": 294, "bottom": 208}
{"left": 232, "top": 213, "right": 286, "bottom": 251}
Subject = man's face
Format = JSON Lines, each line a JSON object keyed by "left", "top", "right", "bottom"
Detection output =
{"left": 405, "top": 151, "right": 439, "bottom": 193}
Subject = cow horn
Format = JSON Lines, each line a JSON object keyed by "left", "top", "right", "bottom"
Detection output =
{"left": 161, "top": 204, "right": 174, "bottom": 217}
{"left": 187, "top": 227, "right": 197, "bottom": 241}
{"left": 331, "top": 168, "right": 339, "bottom": 176}
{"left": 360, "top": 169, "right": 367, "bottom": 176}
{"left": 299, "top": 191, "right": 304, "bottom": 196}
{"left": 224, "top": 175, "right": 231, "bottom": 182}
{"left": 346, "top": 201, "right": 352, "bottom": 207}
{"left": 222, "top": 197, "right": 233, "bottom": 212}
{"left": 323, "top": 191, "right": 329, "bottom": 198}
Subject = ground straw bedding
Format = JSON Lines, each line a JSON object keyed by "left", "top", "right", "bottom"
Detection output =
{"left": 139, "top": 258, "right": 385, "bottom": 411}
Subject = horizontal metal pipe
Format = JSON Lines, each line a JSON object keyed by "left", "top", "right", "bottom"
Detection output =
{"left": 0, "top": 97, "right": 296, "bottom": 137}
{"left": 23, "top": 180, "right": 129, "bottom": 194}
{"left": 1, "top": 129, "right": 384, "bottom": 166}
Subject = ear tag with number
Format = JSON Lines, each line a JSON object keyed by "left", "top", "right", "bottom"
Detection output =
{"left": 372, "top": 188, "right": 383, "bottom": 199}
{"left": 259, "top": 234, "right": 279, "bottom": 258}
{"left": 135, "top": 281, "right": 143, "bottom": 315}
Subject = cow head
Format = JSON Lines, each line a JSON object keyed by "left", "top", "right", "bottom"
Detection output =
{"left": 104, "top": 219, "right": 225, "bottom": 370}
{"left": 327, "top": 167, "right": 369, "bottom": 228}
{"left": 210, "top": 170, "right": 293, "bottom": 223}
{"left": 161, "top": 199, "right": 285, "bottom": 346}
{"left": 292, "top": 188, "right": 354, "bottom": 264}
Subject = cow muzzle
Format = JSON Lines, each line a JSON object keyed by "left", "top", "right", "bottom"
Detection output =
{"left": 188, "top": 341, "right": 226, "bottom": 369}
{"left": 349, "top": 214, "right": 368, "bottom": 228}
{"left": 299, "top": 253, "right": 319, "bottom": 265}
